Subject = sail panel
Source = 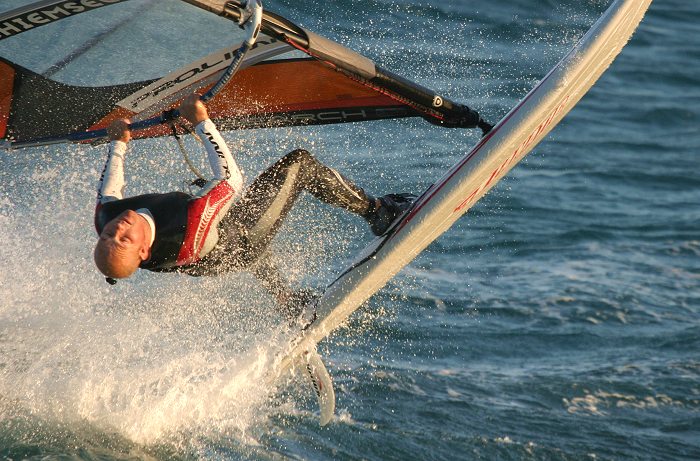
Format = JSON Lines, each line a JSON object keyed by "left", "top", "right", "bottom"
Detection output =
{"left": 88, "top": 58, "right": 415, "bottom": 141}
{"left": 0, "top": 60, "right": 14, "bottom": 140}
{"left": 1, "top": 53, "right": 417, "bottom": 146}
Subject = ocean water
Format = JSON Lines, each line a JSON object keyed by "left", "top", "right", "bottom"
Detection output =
{"left": 1, "top": 0, "right": 699, "bottom": 460}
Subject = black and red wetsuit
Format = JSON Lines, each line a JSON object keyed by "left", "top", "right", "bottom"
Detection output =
{"left": 96, "top": 119, "right": 244, "bottom": 271}
{"left": 95, "top": 119, "right": 375, "bottom": 296}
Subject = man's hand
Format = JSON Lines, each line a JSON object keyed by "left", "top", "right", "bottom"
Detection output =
{"left": 107, "top": 118, "right": 131, "bottom": 143}
{"left": 179, "top": 93, "right": 209, "bottom": 126}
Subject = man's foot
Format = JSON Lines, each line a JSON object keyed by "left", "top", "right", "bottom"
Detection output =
{"left": 365, "top": 193, "right": 416, "bottom": 236}
{"left": 285, "top": 288, "right": 319, "bottom": 330}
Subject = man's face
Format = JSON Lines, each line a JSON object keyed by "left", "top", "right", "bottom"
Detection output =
{"left": 99, "top": 209, "right": 148, "bottom": 257}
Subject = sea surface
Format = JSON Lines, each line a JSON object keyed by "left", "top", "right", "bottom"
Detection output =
{"left": 0, "top": 0, "right": 698, "bottom": 460}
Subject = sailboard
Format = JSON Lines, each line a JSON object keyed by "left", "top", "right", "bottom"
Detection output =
{"left": 269, "top": 0, "right": 653, "bottom": 422}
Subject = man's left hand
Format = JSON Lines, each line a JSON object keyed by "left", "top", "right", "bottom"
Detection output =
{"left": 180, "top": 93, "right": 209, "bottom": 126}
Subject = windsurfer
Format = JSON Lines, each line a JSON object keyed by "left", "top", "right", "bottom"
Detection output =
{"left": 93, "top": 93, "right": 413, "bottom": 319}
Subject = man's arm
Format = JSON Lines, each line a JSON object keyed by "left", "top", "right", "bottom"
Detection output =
{"left": 180, "top": 94, "right": 244, "bottom": 196}
{"left": 97, "top": 119, "right": 131, "bottom": 204}
{"left": 170, "top": 94, "right": 245, "bottom": 264}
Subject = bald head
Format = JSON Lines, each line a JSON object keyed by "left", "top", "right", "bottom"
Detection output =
{"left": 94, "top": 238, "right": 142, "bottom": 279}
{"left": 94, "top": 210, "right": 152, "bottom": 280}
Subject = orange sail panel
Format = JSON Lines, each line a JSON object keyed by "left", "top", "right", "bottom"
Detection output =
{"left": 89, "top": 58, "right": 409, "bottom": 141}
{"left": 0, "top": 60, "right": 14, "bottom": 139}
{"left": 209, "top": 59, "right": 398, "bottom": 114}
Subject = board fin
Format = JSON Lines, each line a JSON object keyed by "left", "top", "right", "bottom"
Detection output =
{"left": 297, "top": 347, "right": 335, "bottom": 426}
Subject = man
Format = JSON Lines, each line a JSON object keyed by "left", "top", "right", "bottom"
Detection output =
{"left": 94, "top": 93, "right": 413, "bottom": 320}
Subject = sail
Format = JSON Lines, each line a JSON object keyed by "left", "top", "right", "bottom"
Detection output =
{"left": 0, "top": 0, "right": 487, "bottom": 149}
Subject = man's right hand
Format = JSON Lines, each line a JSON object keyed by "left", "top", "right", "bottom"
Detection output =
{"left": 179, "top": 93, "right": 209, "bottom": 126}
{"left": 107, "top": 118, "right": 131, "bottom": 143}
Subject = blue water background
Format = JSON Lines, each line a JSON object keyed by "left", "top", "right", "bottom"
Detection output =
{"left": 0, "top": 0, "right": 698, "bottom": 460}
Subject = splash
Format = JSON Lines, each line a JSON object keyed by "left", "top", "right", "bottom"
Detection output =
{"left": 0, "top": 193, "right": 286, "bottom": 445}
{"left": 0, "top": 137, "right": 343, "bottom": 449}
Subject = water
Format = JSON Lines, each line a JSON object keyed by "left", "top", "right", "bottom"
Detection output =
{"left": 1, "top": 0, "right": 699, "bottom": 459}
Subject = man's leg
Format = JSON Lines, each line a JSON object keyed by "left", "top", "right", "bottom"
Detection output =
{"left": 218, "top": 150, "right": 374, "bottom": 311}
{"left": 249, "top": 252, "right": 317, "bottom": 321}
{"left": 216, "top": 149, "right": 412, "bottom": 318}
{"left": 249, "top": 252, "right": 294, "bottom": 307}
{"left": 224, "top": 149, "right": 375, "bottom": 258}
{"left": 189, "top": 149, "right": 411, "bottom": 278}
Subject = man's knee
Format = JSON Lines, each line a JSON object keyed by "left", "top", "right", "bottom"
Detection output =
{"left": 281, "top": 149, "right": 314, "bottom": 166}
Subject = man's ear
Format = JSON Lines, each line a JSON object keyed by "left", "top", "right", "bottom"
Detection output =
{"left": 138, "top": 243, "right": 151, "bottom": 262}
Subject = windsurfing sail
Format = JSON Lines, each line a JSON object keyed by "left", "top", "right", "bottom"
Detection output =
{"left": 0, "top": 0, "right": 489, "bottom": 149}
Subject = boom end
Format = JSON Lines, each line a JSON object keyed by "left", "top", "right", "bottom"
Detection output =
{"left": 423, "top": 102, "right": 493, "bottom": 136}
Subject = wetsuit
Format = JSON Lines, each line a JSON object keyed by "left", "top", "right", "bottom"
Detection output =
{"left": 95, "top": 119, "right": 375, "bottom": 298}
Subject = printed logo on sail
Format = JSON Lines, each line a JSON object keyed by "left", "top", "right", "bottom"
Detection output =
{"left": 121, "top": 38, "right": 280, "bottom": 111}
{"left": 0, "top": 1, "right": 124, "bottom": 39}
